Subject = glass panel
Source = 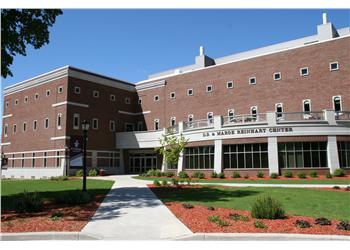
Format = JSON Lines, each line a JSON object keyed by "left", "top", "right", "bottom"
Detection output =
{"left": 231, "top": 154, "right": 238, "bottom": 168}
{"left": 245, "top": 153, "right": 253, "bottom": 168}
{"left": 287, "top": 151, "right": 295, "bottom": 168}
{"left": 223, "top": 155, "right": 230, "bottom": 169}
{"left": 238, "top": 144, "right": 244, "bottom": 152}
{"left": 260, "top": 143, "right": 268, "bottom": 152}
{"left": 320, "top": 152, "right": 328, "bottom": 168}
{"left": 261, "top": 153, "right": 268, "bottom": 168}
{"left": 279, "top": 152, "right": 286, "bottom": 168}
{"left": 303, "top": 142, "right": 310, "bottom": 150}
{"left": 253, "top": 144, "right": 260, "bottom": 152}
{"left": 312, "top": 151, "right": 320, "bottom": 167}
{"left": 253, "top": 153, "right": 260, "bottom": 168}
{"left": 311, "top": 142, "right": 318, "bottom": 151}
{"left": 295, "top": 142, "right": 302, "bottom": 151}
{"left": 245, "top": 144, "right": 252, "bottom": 152}
{"left": 304, "top": 151, "right": 311, "bottom": 167}
{"left": 238, "top": 153, "right": 245, "bottom": 168}
{"left": 295, "top": 151, "right": 303, "bottom": 168}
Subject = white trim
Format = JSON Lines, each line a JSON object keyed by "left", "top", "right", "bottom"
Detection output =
{"left": 170, "top": 117, "right": 176, "bottom": 126}
{"left": 249, "top": 77, "right": 256, "bottom": 85}
{"left": 154, "top": 118, "right": 160, "bottom": 131}
{"left": 46, "top": 89, "right": 51, "bottom": 97}
{"left": 170, "top": 92, "right": 176, "bottom": 99}
{"left": 188, "top": 114, "right": 194, "bottom": 122}
{"left": 300, "top": 67, "right": 309, "bottom": 76}
{"left": 57, "top": 113, "right": 62, "bottom": 129}
{"left": 1, "top": 142, "right": 11, "bottom": 146}
{"left": 207, "top": 112, "right": 214, "bottom": 119}
{"left": 92, "top": 118, "right": 99, "bottom": 130}
{"left": 52, "top": 101, "right": 89, "bottom": 108}
{"left": 273, "top": 72, "right": 282, "bottom": 81}
{"left": 50, "top": 136, "right": 70, "bottom": 141}
{"left": 136, "top": 80, "right": 166, "bottom": 91}
{"left": 302, "top": 99, "right": 312, "bottom": 112}
{"left": 332, "top": 95, "right": 342, "bottom": 111}
{"left": 3, "top": 149, "right": 65, "bottom": 155}
{"left": 187, "top": 89, "right": 194, "bottom": 96}
{"left": 2, "top": 114, "right": 13, "bottom": 119}
{"left": 118, "top": 110, "right": 151, "bottom": 116}
{"left": 206, "top": 85, "right": 213, "bottom": 92}
{"left": 226, "top": 81, "right": 234, "bottom": 89}
{"left": 329, "top": 61, "right": 339, "bottom": 71}
{"left": 154, "top": 95, "right": 160, "bottom": 102}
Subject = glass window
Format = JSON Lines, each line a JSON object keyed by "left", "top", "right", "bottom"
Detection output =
{"left": 206, "top": 85, "right": 213, "bottom": 92}
{"left": 23, "top": 122, "right": 27, "bottom": 132}
{"left": 74, "top": 86, "right": 81, "bottom": 94}
{"left": 93, "top": 90, "right": 99, "bottom": 98}
{"left": 44, "top": 118, "right": 49, "bottom": 129}
{"left": 187, "top": 89, "right": 193, "bottom": 96}
{"left": 92, "top": 118, "right": 98, "bottom": 129}
{"left": 333, "top": 96, "right": 342, "bottom": 112}
{"left": 73, "top": 113, "right": 80, "bottom": 130}
{"left": 274, "top": 72, "right": 281, "bottom": 81}
{"left": 170, "top": 92, "right": 176, "bottom": 99}
{"left": 13, "top": 124, "right": 17, "bottom": 134}
{"left": 57, "top": 113, "right": 62, "bottom": 128}
{"left": 249, "top": 77, "right": 256, "bottom": 85}
{"left": 227, "top": 81, "right": 234, "bottom": 88}
{"left": 185, "top": 146, "right": 214, "bottom": 169}
{"left": 303, "top": 100, "right": 311, "bottom": 113}
{"left": 58, "top": 86, "right": 63, "bottom": 93}
{"left": 154, "top": 119, "right": 159, "bottom": 130}
{"left": 276, "top": 104, "right": 283, "bottom": 118}
{"left": 154, "top": 95, "right": 160, "bottom": 102}
{"left": 329, "top": 62, "right": 339, "bottom": 71}
{"left": 110, "top": 94, "right": 116, "bottom": 101}
{"left": 300, "top": 67, "right": 309, "bottom": 76}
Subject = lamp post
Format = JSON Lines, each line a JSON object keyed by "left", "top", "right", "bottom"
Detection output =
{"left": 81, "top": 120, "right": 90, "bottom": 192}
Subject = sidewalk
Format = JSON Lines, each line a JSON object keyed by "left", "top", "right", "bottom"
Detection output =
{"left": 81, "top": 175, "right": 192, "bottom": 240}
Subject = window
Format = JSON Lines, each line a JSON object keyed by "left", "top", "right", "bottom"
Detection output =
{"left": 57, "top": 113, "right": 62, "bottom": 129}
{"left": 338, "top": 141, "right": 350, "bottom": 168}
{"left": 170, "top": 92, "right": 176, "bottom": 99}
{"left": 23, "top": 122, "right": 27, "bottom": 132}
{"left": 125, "top": 123, "right": 135, "bottom": 132}
{"left": 228, "top": 109, "right": 235, "bottom": 121}
{"left": 187, "top": 89, "right": 194, "bottom": 96}
{"left": 34, "top": 93, "right": 39, "bottom": 100}
{"left": 13, "top": 124, "right": 17, "bottom": 134}
{"left": 207, "top": 112, "right": 214, "bottom": 124}
{"left": 58, "top": 86, "right": 63, "bottom": 93}
{"left": 12, "top": 154, "right": 14, "bottom": 167}
{"left": 5, "top": 101, "right": 9, "bottom": 108}
{"left": 44, "top": 118, "right": 49, "bottom": 129}
{"left": 223, "top": 143, "right": 268, "bottom": 169}
{"left": 274, "top": 72, "right": 281, "bottom": 81}
{"left": 227, "top": 81, "right": 234, "bottom": 89}
{"left": 125, "top": 97, "right": 130, "bottom": 104}
{"left": 185, "top": 146, "right": 215, "bottom": 169}
{"left": 109, "top": 120, "right": 115, "bottom": 132}
{"left": 73, "top": 114, "right": 80, "bottom": 130}
{"left": 206, "top": 85, "right": 213, "bottom": 92}
{"left": 154, "top": 95, "right": 160, "bottom": 102}
{"left": 278, "top": 142, "right": 327, "bottom": 168}
{"left": 303, "top": 99, "right": 311, "bottom": 114}
{"left": 275, "top": 103, "right": 283, "bottom": 119}
{"left": 21, "top": 153, "right": 25, "bottom": 168}
{"left": 137, "top": 121, "right": 143, "bottom": 131}
{"left": 188, "top": 114, "right": 194, "bottom": 122}
{"left": 93, "top": 90, "right": 99, "bottom": 98}
{"left": 170, "top": 117, "right": 176, "bottom": 126}
{"left": 333, "top": 96, "right": 342, "bottom": 112}
{"left": 329, "top": 62, "right": 339, "bottom": 71}
{"left": 74, "top": 86, "right": 81, "bottom": 94}
{"left": 24, "top": 96, "right": 28, "bottom": 103}
{"left": 138, "top": 98, "right": 142, "bottom": 104}
{"left": 154, "top": 119, "right": 160, "bottom": 131}
{"left": 250, "top": 106, "right": 258, "bottom": 120}
{"left": 300, "top": 67, "right": 309, "bottom": 76}
{"left": 249, "top": 77, "right": 256, "bottom": 85}
{"left": 15, "top": 99, "right": 19, "bottom": 105}
{"left": 110, "top": 94, "right": 115, "bottom": 101}
{"left": 46, "top": 90, "right": 51, "bottom": 97}
{"left": 32, "top": 153, "right": 35, "bottom": 168}
{"left": 92, "top": 118, "right": 98, "bottom": 130}
{"left": 56, "top": 151, "right": 60, "bottom": 167}
{"left": 43, "top": 152, "right": 47, "bottom": 167}
{"left": 33, "top": 120, "right": 37, "bottom": 131}
{"left": 4, "top": 124, "right": 8, "bottom": 137}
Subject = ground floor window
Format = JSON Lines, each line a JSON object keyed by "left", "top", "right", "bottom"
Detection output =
{"left": 223, "top": 143, "right": 268, "bottom": 169}
{"left": 129, "top": 153, "right": 157, "bottom": 173}
{"left": 278, "top": 142, "right": 327, "bottom": 168}
{"left": 184, "top": 146, "right": 214, "bottom": 169}
{"left": 338, "top": 141, "right": 350, "bottom": 168}
{"left": 109, "top": 152, "right": 121, "bottom": 167}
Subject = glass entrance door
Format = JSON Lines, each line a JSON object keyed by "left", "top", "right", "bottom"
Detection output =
{"left": 129, "top": 153, "right": 157, "bottom": 173}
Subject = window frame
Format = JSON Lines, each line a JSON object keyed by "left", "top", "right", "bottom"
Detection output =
{"left": 300, "top": 67, "right": 309, "bottom": 76}
{"left": 110, "top": 94, "right": 116, "bottom": 102}
{"left": 170, "top": 117, "right": 176, "bottom": 126}
{"left": 249, "top": 77, "right": 256, "bottom": 85}
{"left": 57, "top": 113, "right": 62, "bottom": 129}
{"left": 154, "top": 119, "right": 160, "bottom": 131}
{"left": 206, "top": 85, "right": 213, "bottom": 93}
{"left": 226, "top": 81, "right": 234, "bottom": 89}
{"left": 170, "top": 92, "right": 176, "bottom": 99}
{"left": 187, "top": 89, "right": 194, "bottom": 96}
{"left": 302, "top": 99, "right": 312, "bottom": 113}
{"left": 34, "top": 93, "right": 39, "bottom": 100}
{"left": 73, "top": 113, "right": 80, "bottom": 130}
{"left": 154, "top": 95, "right": 160, "bottom": 102}
{"left": 23, "top": 122, "right": 27, "bottom": 132}
{"left": 46, "top": 90, "right": 51, "bottom": 97}
{"left": 93, "top": 90, "right": 99, "bottom": 98}
{"left": 4, "top": 124, "right": 8, "bottom": 137}
{"left": 15, "top": 99, "right": 19, "bottom": 105}
{"left": 92, "top": 118, "right": 99, "bottom": 130}
{"left": 58, "top": 86, "right": 63, "bottom": 94}
{"left": 228, "top": 109, "right": 235, "bottom": 121}
{"left": 44, "top": 118, "right": 49, "bottom": 129}
{"left": 13, "top": 123, "right": 17, "bottom": 134}
{"left": 273, "top": 72, "right": 281, "bottom": 81}
{"left": 275, "top": 103, "right": 284, "bottom": 119}
{"left": 74, "top": 86, "right": 81, "bottom": 94}
{"left": 333, "top": 95, "right": 342, "bottom": 112}
{"left": 109, "top": 120, "right": 116, "bottom": 132}
{"left": 329, "top": 61, "right": 339, "bottom": 71}
{"left": 24, "top": 96, "right": 28, "bottom": 103}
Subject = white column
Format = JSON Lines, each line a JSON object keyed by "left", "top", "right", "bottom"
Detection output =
{"left": 268, "top": 137, "right": 279, "bottom": 175}
{"left": 266, "top": 112, "right": 277, "bottom": 126}
{"left": 92, "top": 151, "right": 98, "bottom": 168}
{"left": 177, "top": 151, "right": 184, "bottom": 173}
{"left": 61, "top": 158, "right": 66, "bottom": 176}
{"left": 178, "top": 121, "right": 184, "bottom": 133}
{"left": 213, "top": 115, "right": 222, "bottom": 129}
{"left": 327, "top": 136, "right": 340, "bottom": 174}
{"left": 214, "top": 139, "right": 222, "bottom": 173}
{"left": 324, "top": 110, "right": 337, "bottom": 125}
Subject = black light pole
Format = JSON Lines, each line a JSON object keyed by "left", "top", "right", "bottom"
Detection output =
{"left": 81, "top": 120, "right": 90, "bottom": 192}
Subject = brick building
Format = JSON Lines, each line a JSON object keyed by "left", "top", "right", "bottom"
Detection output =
{"left": 1, "top": 14, "right": 350, "bottom": 178}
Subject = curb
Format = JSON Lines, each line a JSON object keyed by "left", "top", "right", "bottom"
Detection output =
{"left": 174, "top": 233, "right": 350, "bottom": 241}
{"left": 0, "top": 232, "right": 101, "bottom": 241}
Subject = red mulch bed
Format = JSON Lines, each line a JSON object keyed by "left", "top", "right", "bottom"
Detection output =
{"left": 1, "top": 195, "right": 105, "bottom": 233}
{"left": 149, "top": 185, "right": 350, "bottom": 236}
{"left": 155, "top": 176, "right": 350, "bottom": 181}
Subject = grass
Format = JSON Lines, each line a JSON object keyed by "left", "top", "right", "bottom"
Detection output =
{"left": 135, "top": 176, "right": 350, "bottom": 185}
{"left": 1, "top": 179, "right": 114, "bottom": 210}
{"left": 151, "top": 186, "right": 350, "bottom": 220}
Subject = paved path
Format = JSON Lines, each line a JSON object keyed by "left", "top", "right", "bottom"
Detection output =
{"left": 82, "top": 175, "right": 192, "bottom": 240}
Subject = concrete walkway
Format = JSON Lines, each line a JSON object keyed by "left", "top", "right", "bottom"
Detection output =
{"left": 82, "top": 175, "right": 192, "bottom": 240}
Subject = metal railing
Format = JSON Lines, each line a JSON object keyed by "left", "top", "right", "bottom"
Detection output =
{"left": 183, "top": 118, "right": 214, "bottom": 131}
{"left": 222, "top": 113, "right": 267, "bottom": 126}
{"left": 276, "top": 111, "right": 324, "bottom": 122}
{"left": 165, "top": 124, "right": 179, "bottom": 134}
{"left": 335, "top": 111, "right": 350, "bottom": 121}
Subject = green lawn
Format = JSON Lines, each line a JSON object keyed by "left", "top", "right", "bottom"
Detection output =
{"left": 1, "top": 179, "right": 114, "bottom": 210}
{"left": 134, "top": 176, "right": 350, "bottom": 185}
{"left": 151, "top": 186, "right": 350, "bottom": 220}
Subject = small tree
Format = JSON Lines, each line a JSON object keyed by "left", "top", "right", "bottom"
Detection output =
{"left": 155, "top": 133, "right": 188, "bottom": 167}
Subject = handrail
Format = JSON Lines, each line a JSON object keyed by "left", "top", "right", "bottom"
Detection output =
{"left": 222, "top": 113, "right": 267, "bottom": 125}
{"left": 276, "top": 111, "right": 324, "bottom": 121}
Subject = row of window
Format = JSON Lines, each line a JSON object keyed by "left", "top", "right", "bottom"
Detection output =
{"left": 5, "top": 86, "right": 64, "bottom": 108}
{"left": 8, "top": 151, "right": 61, "bottom": 168}
{"left": 74, "top": 86, "right": 133, "bottom": 105}
{"left": 151, "top": 62, "right": 340, "bottom": 102}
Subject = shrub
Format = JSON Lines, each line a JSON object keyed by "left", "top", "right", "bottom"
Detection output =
{"left": 164, "top": 172, "right": 174, "bottom": 178}
{"left": 326, "top": 173, "right": 333, "bottom": 179}
{"left": 51, "top": 211, "right": 64, "bottom": 221}
{"left": 178, "top": 171, "right": 189, "bottom": 178}
{"left": 333, "top": 169, "right": 345, "bottom": 177}
{"left": 153, "top": 180, "right": 161, "bottom": 187}
{"left": 336, "top": 221, "right": 350, "bottom": 231}
{"left": 75, "top": 170, "right": 83, "bottom": 177}
{"left": 295, "top": 220, "right": 311, "bottom": 228}
{"left": 50, "top": 176, "right": 68, "bottom": 181}
{"left": 192, "top": 171, "right": 205, "bottom": 179}
{"left": 345, "top": 186, "right": 350, "bottom": 191}
{"left": 308, "top": 171, "right": 317, "bottom": 178}
{"left": 256, "top": 171, "right": 264, "bottom": 178}
{"left": 13, "top": 191, "right": 43, "bottom": 213}
{"left": 283, "top": 171, "right": 293, "bottom": 178}
{"left": 218, "top": 173, "right": 225, "bottom": 179}
{"left": 54, "top": 191, "right": 91, "bottom": 205}
{"left": 182, "top": 203, "right": 194, "bottom": 209}
{"left": 146, "top": 169, "right": 162, "bottom": 177}
{"left": 88, "top": 169, "right": 98, "bottom": 176}
{"left": 161, "top": 180, "right": 168, "bottom": 186}
{"left": 232, "top": 172, "right": 241, "bottom": 178}
{"left": 229, "top": 213, "right": 248, "bottom": 221}
{"left": 207, "top": 215, "right": 229, "bottom": 227}
{"left": 270, "top": 173, "right": 279, "bottom": 179}
{"left": 208, "top": 215, "right": 220, "bottom": 223}
{"left": 297, "top": 172, "right": 306, "bottom": 179}
{"left": 315, "top": 217, "right": 331, "bottom": 226}
{"left": 333, "top": 186, "right": 340, "bottom": 189}
{"left": 251, "top": 196, "right": 285, "bottom": 219}
{"left": 171, "top": 178, "right": 178, "bottom": 186}
{"left": 211, "top": 172, "right": 218, "bottom": 178}
{"left": 254, "top": 220, "right": 267, "bottom": 229}
{"left": 207, "top": 206, "right": 215, "bottom": 211}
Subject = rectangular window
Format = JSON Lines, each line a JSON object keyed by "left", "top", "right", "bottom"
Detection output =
{"left": 23, "top": 122, "right": 27, "bottom": 132}
{"left": 125, "top": 97, "right": 130, "bottom": 104}
{"left": 125, "top": 123, "right": 135, "bottom": 132}
{"left": 228, "top": 109, "right": 235, "bottom": 121}
{"left": 58, "top": 86, "right": 63, "bottom": 93}
{"left": 93, "top": 90, "right": 99, "bottom": 98}
{"left": 74, "top": 86, "right": 81, "bottom": 94}
{"left": 170, "top": 117, "right": 176, "bottom": 126}
{"left": 110, "top": 94, "right": 115, "bottom": 101}
{"left": 274, "top": 72, "right": 281, "bottom": 81}
{"left": 329, "top": 62, "right": 339, "bottom": 71}
{"left": 5, "top": 101, "right": 9, "bottom": 108}
{"left": 73, "top": 113, "right": 80, "bottom": 130}
{"left": 207, "top": 112, "right": 214, "bottom": 124}
{"left": 24, "top": 96, "right": 28, "bottom": 103}
{"left": 32, "top": 153, "right": 35, "bottom": 168}
{"left": 92, "top": 118, "right": 98, "bottom": 130}
{"left": 300, "top": 67, "right": 309, "bottom": 76}
{"left": 278, "top": 142, "right": 327, "bottom": 168}
{"left": 57, "top": 113, "right": 62, "bottom": 129}
{"left": 227, "top": 81, "right": 233, "bottom": 89}
{"left": 185, "top": 146, "right": 215, "bottom": 169}
{"left": 34, "top": 93, "right": 39, "bottom": 100}
{"left": 15, "top": 99, "right": 19, "bottom": 105}
{"left": 56, "top": 151, "right": 60, "bottom": 167}
{"left": 13, "top": 124, "right": 17, "bottom": 134}
{"left": 275, "top": 103, "right": 283, "bottom": 119}
{"left": 46, "top": 90, "right": 51, "bottom": 97}
{"left": 249, "top": 77, "right": 256, "bottom": 85}
{"left": 206, "top": 85, "right": 213, "bottom": 92}
{"left": 333, "top": 96, "right": 342, "bottom": 112}
{"left": 12, "top": 154, "right": 15, "bottom": 167}
{"left": 44, "top": 118, "right": 49, "bottom": 129}
{"left": 154, "top": 95, "right": 160, "bottom": 102}
{"left": 4, "top": 124, "right": 8, "bottom": 137}
{"left": 170, "top": 92, "right": 176, "bottom": 99}
{"left": 109, "top": 120, "right": 115, "bottom": 132}
{"left": 21, "top": 153, "right": 25, "bottom": 168}
{"left": 223, "top": 144, "right": 268, "bottom": 169}
{"left": 250, "top": 106, "right": 258, "bottom": 120}
{"left": 154, "top": 119, "right": 160, "bottom": 131}
{"left": 33, "top": 120, "right": 37, "bottom": 131}
{"left": 187, "top": 89, "right": 194, "bottom": 96}
{"left": 338, "top": 141, "right": 350, "bottom": 168}
{"left": 303, "top": 99, "right": 311, "bottom": 116}
{"left": 43, "top": 152, "right": 47, "bottom": 167}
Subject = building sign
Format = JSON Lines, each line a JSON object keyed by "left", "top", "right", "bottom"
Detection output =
{"left": 69, "top": 136, "right": 84, "bottom": 169}
{"left": 202, "top": 127, "right": 293, "bottom": 137}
